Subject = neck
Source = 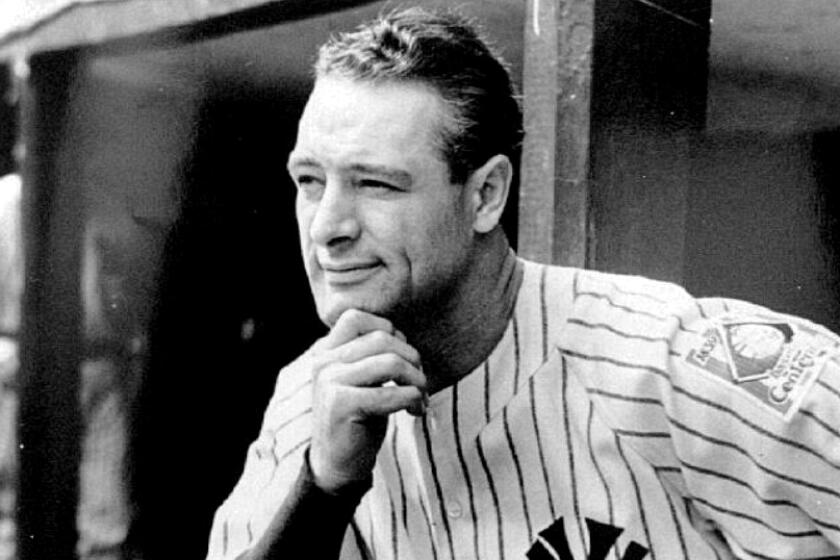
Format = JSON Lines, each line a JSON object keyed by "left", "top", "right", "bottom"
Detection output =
{"left": 399, "top": 230, "right": 523, "bottom": 395}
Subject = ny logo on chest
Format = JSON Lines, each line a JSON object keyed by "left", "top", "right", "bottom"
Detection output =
{"left": 527, "top": 517, "right": 649, "bottom": 560}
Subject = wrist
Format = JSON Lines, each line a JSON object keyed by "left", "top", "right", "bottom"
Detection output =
{"left": 304, "top": 447, "right": 372, "bottom": 498}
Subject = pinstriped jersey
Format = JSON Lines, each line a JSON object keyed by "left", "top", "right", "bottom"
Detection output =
{"left": 206, "top": 258, "right": 840, "bottom": 560}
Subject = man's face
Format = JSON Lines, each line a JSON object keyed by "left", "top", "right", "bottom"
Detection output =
{"left": 288, "top": 76, "right": 476, "bottom": 326}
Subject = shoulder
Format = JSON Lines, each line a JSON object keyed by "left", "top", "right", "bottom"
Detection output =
{"left": 549, "top": 265, "right": 840, "bottom": 479}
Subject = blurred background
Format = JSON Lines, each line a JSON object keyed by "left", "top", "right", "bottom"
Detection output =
{"left": 0, "top": 0, "right": 838, "bottom": 558}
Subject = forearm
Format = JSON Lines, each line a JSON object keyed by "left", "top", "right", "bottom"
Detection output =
{"left": 239, "top": 448, "right": 370, "bottom": 560}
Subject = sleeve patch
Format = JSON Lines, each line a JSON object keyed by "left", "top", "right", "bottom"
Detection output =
{"left": 684, "top": 316, "right": 833, "bottom": 421}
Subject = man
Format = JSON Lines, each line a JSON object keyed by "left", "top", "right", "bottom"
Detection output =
{"left": 207, "top": 8, "right": 840, "bottom": 559}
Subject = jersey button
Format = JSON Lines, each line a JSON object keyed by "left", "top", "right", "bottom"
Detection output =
{"left": 446, "top": 501, "right": 463, "bottom": 519}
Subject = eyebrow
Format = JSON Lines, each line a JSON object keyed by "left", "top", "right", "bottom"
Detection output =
{"left": 347, "top": 164, "right": 413, "bottom": 187}
{"left": 287, "top": 157, "right": 413, "bottom": 187}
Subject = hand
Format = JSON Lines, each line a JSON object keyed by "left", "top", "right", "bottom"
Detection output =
{"left": 307, "top": 309, "right": 426, "bottom": 493}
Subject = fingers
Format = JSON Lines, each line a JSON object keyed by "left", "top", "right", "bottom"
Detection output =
{"left": 320, "top": 309, "right": 400, "bottom": 349}
{"left": 334, "top": 329, "right": 421, "bottom": 369}
{"left": 348, "top": 384, "right": 426, "bottom": 417}
{"left": 330, "top": 353, "right": 426, "bottom": 391}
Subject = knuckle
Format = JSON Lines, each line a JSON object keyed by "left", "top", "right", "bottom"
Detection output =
{"left": 370, "top": 329, "right": 390, "bottom": 345}
{"left": 341, "top": 308, "right": 364, "bottom": 324}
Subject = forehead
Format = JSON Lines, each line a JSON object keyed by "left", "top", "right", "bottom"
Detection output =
{"left": 291, "top": 76, "right": 446, "bottom": 167}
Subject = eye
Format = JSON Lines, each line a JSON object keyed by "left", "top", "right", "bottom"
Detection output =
{"left": 358, "top": 178, "right": 398, "bottom": 192}
{"left": 293, "top": 174, "right": 325, "bottom": 196}
{"left": 294, "top": 174, "right": 320, "bottom": 187}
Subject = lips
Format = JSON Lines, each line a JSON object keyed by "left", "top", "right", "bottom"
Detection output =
{"left": 320, "top": 261, "right": 382, "bottom": 285}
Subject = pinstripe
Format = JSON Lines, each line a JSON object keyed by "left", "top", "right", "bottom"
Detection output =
{"left": 562, "top": 358, "right": 587, "bottom": 554}
{"left": 278, "top": 437, "right": 309, "bottom": 463}
{"left": 677, "top": 459, "right": 840, "bottom": 534}
{"left": 614, "top": 429, "right": 671, "bottom": 439}
{"left": 476, "top": 434, "right": 505, "bottom": 560}
{"left": 535, "top": 265, "right": 557, "bottom": 518}
{"left": 390, "top": 422, "right": 409, "bottom": 532}
{"left": 667, "top": 417, "right": 840, "bottom": 501}
{"left": 575, "top": 290, "right": 672, "bottom": 323}
{"left": 596, "top": 381, "right": 840, "bottom": 472}
{"left": 614, "top": 434, "right": 656, "bottom": 560}
{"left": 222, "top": 520, "right": 229, "bottom": 556}
{"left": 351, "top": 518, "right": 374, "bottom": 560}
{"left": 484, "top": 362, "right": 491, "bottom": 423}
{"left": 417, "top": 493, "right": 440, "bottom": 560}
{"left": 271, "top": 378, "right": 312, "bottom": 410}
{"left": 734, "top": 548, "right": 787, "bottom": 560}
{"left": 452, "top": 384, "right": 480, "bottom": 559}
{"left": 572, "top": 268, "right": 581, "bottom": 301}
{"left": 246, "top": 521, "right": 253, "bottom": 544}
{"left": 422, "top": 419, "right": 456, "bottom": 560}
{"left": 540, "top": 265, "right": 548, "bottom": 362}
{"left": 695, "top": 300, "right": 708, "bottom": 320}
{"left": 690, "top": 495, "right": 821, "bottom": 538}
{"left": 587, "top": 387, "right": 662, "bottom": 406}
{"left": 677, "top": 461, "right": 798, "bottom": 508}
{"left": 274, "top": 407, "right": 312, "bottom": 434}
{"left": 574, "top": 278, "right": 697, "bottom": 333}
{"left": 559, "top": 347, "right": 669, "bottom": 381}
{"left": 818, "top": 378, "right": 840, "bottom": 400}
{"left": 503, "top": 407, "right": 533, "bottom": 541}
{"left": 568, "top": 317, "right": 672, "bottom": 344}
{"left": 654, "top": 466, "right": 682, "bottom": 474}
{"left": 669, "top": 384, "right": 840, "bottom": 471}
{"left": 565, "top": 346, "right": 840, "bottom": 472}
{"left": 799, "top": 408, "right": 840, "bottom": 439}
{"left": 721, "top": 300, "right": 730, "bottom": 313}
{"left": 658, "top": 476, "right": 689, "bottom": 559}
{"left": 506, "top": 313, "right": 533, "bottom": 540}
{"left": 389, "top": 490, "right": 398, "bottom": 559}
{"left": 602, "top": 280, "right": 670, "bottom": 307}
{"left": 529, "top": 376, "right": 556, "bottom": 519}
{"left": 586, "top": 403, "right": 619, "bottom": 560}
{"left": 513, "top": 314, "right": 521, "bottom": 389}
{"left": 683, "top": 498, "right": 722, "bottom": 560}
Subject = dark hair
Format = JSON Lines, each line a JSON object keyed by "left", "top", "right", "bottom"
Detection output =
{"left": 315, "top": 7, "right": 523, "bottom": 184}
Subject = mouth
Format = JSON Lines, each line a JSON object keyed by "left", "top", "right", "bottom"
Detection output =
{"left": 320, "top": 261, "right": 382, "bottom": 285}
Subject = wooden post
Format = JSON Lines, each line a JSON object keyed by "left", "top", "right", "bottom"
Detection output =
{"left": 519, "top": 0, "right": 595, "bottom": 266}
{"left": 518, "top": 0, "right": 710, "bottom": 281}
{"left": 16, "top": 50, "right": 83, "bottom": 560}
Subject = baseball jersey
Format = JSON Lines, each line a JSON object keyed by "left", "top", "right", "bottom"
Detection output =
{"left": 206, "top": 258, "right": 840, "bottom": 560}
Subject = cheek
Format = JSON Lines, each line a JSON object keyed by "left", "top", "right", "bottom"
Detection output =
{"left": 405, "top": 203, "right": 471, "bottom": 269}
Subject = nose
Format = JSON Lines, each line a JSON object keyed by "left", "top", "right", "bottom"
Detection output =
{"left": 307, "top": 179, "right": 360, "bottom": 248}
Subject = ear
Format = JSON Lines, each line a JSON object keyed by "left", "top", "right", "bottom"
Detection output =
{"left": 467, "top": 154, "right": 513, "bottom": 234}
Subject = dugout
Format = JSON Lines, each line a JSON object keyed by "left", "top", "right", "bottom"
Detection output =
{"left": 1, "top": 1, "right": 840, "bottom": 559}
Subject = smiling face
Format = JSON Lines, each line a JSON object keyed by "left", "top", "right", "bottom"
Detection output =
{"left": 288, "top": 76, "right": 478, "bottom": 326}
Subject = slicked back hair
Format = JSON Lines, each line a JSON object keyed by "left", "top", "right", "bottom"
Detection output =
{"left": 314, "top": 7, "right": 523, "bottom": 185}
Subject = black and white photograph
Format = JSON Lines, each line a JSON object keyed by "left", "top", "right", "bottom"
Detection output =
{"left": 0, "top": 1, "right": 839, "bottom": 559}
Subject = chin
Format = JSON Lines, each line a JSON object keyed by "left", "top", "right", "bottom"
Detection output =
{"left": 316, "top": 292, "right": 402, "bottom": 327}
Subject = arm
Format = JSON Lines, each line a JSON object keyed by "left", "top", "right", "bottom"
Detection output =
{"left": 239, "top": 449, "right": 370, "bottom": 560}
{"left": 660, "top": 297, "right": 840, "bottom": 557}
{"left": 207, "top": 309, "right": 426, "bottom": 560}
{"left": 561, "top": 270, "right": 840, "bottom": 558}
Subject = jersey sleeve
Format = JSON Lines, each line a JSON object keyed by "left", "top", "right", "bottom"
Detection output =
{"left": 562, "top": 270, "right": 840, "bottom": 559}
{"left": 205, "top": 354, "right": 316, "bottom": 560}
{"left": 667, "top": 296, "right": 840, "bottom": 559}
